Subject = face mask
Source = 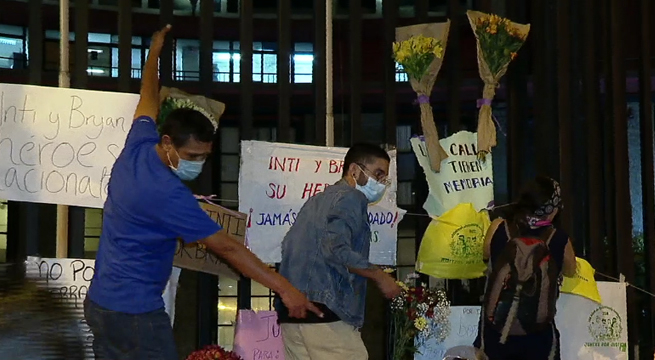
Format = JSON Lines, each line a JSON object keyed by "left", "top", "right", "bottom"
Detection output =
{"left": 354, "top": 173, "right": 387, "bottom": 203}
{"left": 168, "top": 149, "right": 205, "bottom": 181}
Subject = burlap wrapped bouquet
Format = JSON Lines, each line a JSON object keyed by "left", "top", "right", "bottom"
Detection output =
{"left": 467, "top": 11, "right": 530, "bottom": 160}
{"left": 394, "top": 21, "right": 450, "bottom": 172}
{"left": 158, "top": 87, "right": 225, "bottom": 133}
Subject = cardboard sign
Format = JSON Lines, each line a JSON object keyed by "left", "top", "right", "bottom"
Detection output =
{"left": 238, "top": 140, "right": 405, "bottom": 264}
{"left": 172, "top": 201, "right": 247, "bottom": 279}
{"left": 233, "top": 310, "right": 285, "bottom": 360}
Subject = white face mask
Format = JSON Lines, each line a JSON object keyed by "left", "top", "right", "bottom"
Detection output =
{"left": 354, "top": 171, "right": 388, "bottom": 203}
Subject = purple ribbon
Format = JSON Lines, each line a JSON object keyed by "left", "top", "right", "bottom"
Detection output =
{"left": 476, "top": 98, "right": 492, "bottom": 108}
{"left": 475, "top": 98, "right": 507, "bottom": 138}
{"left": 416, "top": 95, "right": 430, "bottom": 105}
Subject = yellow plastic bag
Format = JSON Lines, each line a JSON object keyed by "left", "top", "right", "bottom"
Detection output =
{"left": 560, "top": 257, "right": 602, "bottom": 304}
{"left": 416, "top": 203, "right": 490, "bottom": 279}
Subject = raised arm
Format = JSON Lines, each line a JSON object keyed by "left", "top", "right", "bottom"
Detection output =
{"left": 133, "top": 25, "right": 171, "bottom": 122}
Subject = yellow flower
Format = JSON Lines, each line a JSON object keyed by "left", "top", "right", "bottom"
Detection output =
{"left": 398, "top": 49, "right": 412, "bottom": 63}
{"left": 433, "top": 44, "right": 443, "bottom": 58}
{"left": 383, "top": 268, "right": 394, "bottom": 274}
{"left": 396, "top": 281, "right": 409, "bottom": 291}
{"left": 414, "top": 317, "right": 428, "bottom": 331}
{"left": 510, "top": 52, "right": 517, "bottom": 61}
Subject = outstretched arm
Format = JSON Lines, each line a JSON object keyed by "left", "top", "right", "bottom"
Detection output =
{"left": 133, "top": 25, "right": 171, "bottom": 122}
{"left": 200, "top": 232, "right": 323, "bottom": 319}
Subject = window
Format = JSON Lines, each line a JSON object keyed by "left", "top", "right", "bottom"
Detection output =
{"left": 0, "top": 25, "right": 27, "bottom": 69}
{"left": 396, "top": 125, "right": 415, "bottom": 206}
{"left": 213, "top": 41, "right": 240, "bottom": 83}
{"left": 396, "top": 217, "right": 417, "bottom": 281}
{"left": 110, "top": 35, "right": 145, "bottom": 78}
{"left": 395, "top": 62, "right": 408, "bottom": 82}
{"left": 0, "top": 201, "right": 7, "bottom": 263}
{"left": 336, "top": 0, "right": 377, "bottom": 15}
{"left": 175, "top": 39, "right": 200, "bottom": 81}
{"left": 253, "top": 42, "right": 277, "bottom": 83}
{"left": 251, "top": 280, "right": 275, "bottom": 312}
{"left": 217, "top": 276, "right": 238, "bottom": 351}
{"left": 293, "top": 43, "right": 313, "bottom": 83}
{"left": 87, "top": 45, "right": 112, "bottom": 77}
{"left": 84, "top": 208, "right": 103, "bottom": 259}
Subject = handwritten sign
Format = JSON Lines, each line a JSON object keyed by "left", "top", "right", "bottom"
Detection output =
{"left": 415, "top": 306, "right": 481, "bottom": 360}
{"left": 238, "top": 140, "right": 405, "bottom": 264}
{"left": 0, "top": 83, "right": 139, "bottom": 208}
{"left": 416, "top": 283, "right": 628, "bottom": 360}
{"left": 25, "top": 256, "right": 181, "bottom": 359}
{"left": 233, "top": 310, "right": 284, "bottom": 360}
{"left": 411, "top": 132, "right": 494, "bottom": 217}
{"left": 173, "top": 201, "right": 247, "bottom": 279}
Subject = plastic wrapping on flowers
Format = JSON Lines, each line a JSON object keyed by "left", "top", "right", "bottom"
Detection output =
{"left": 389, "top": 271, "right": 451, "bottom": 360}
{"left": 185, "top": 345, "right": 243, "bottom": 360}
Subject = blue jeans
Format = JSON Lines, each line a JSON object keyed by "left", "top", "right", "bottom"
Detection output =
{"left": 84, "top": 299, "right": 177, "bottom": 360}
{"left": 474, "top": 323, "right": 561, "bottom": 360}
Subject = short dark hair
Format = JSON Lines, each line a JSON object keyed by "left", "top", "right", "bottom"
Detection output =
{"left": 160, "top": 108, "right": 215, "bottom": 148}
{"left": 342, "top": 143, "right": 390, "bottom": 176}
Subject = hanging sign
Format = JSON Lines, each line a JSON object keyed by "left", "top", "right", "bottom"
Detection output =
{"left": 410, "top": 132, "right": 494, "bottom": 217}
{"left": 239, "top": 140, "right": 405, "bottom": 264}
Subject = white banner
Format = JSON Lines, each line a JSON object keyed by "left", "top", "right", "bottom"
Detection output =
{"left": 415, "top": 306, "right": 481, "bottom": 360}
{"left": 24, "top": 257, "right": 181, "bottom": 359}
{"left": 0, "top": 83, "right": 139, "bottom": 208}
{"left": 415, "top": 282, "right": 628, "bottom": 360}
{"left": 410, "top": 132, "right": 494, "bottom": 217}
{"left": 557, "top": 282, "right": 628, "bottom": 360}
{"left": 238, "top": 140, "right": 405, "bottom": 265}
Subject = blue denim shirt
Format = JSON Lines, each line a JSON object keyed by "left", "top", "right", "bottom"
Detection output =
{"left": 277, "top": 180, "right": 371, "bottom": 328}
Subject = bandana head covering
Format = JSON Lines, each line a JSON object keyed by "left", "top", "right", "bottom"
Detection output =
{"left": 527, "top": 178, "right": 562, "bottom": 227}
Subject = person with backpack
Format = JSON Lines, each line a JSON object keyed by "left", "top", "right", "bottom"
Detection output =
{"left": 474, "top": 176, "right": 577, "bottom": 360}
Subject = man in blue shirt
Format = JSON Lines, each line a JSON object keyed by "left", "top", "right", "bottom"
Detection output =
{"left": 276, "top": 143, "right": 402, "bottom": 360}
{"left": 85, "top": 25, "right": 321, "bottom": 360}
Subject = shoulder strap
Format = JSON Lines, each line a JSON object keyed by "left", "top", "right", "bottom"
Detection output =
{"left": 543, "top": 227, "right": 557, "bottom": 246}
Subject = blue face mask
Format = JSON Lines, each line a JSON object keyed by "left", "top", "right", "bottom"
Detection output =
{"left": 354, "top": 173, "right": 388, "bottom": 203}
{"left": 169, "top": 149, "right": 205, "bottom": 181}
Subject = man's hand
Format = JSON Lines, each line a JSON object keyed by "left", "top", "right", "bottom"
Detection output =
{"left": 149, "top": 24, "right": 171, "bottom": 54}
{"left": 280, "top": 287, "right": 324, "bottom": 319}
{"left": 375, "top": 273, "right": 402, "bottom": 299}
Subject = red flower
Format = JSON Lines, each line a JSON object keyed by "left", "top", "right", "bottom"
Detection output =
{"left": 185, "top": 345, "right": 243, "bottom": 360}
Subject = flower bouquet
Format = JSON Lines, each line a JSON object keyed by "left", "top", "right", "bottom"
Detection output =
{"left": 388, "top": 271, "right": 451, "bottom": 360}
{"left": 158, "top": 86, "right": 225, "bottom": 134}
{"left": 185, "top": 345, "right": 242, "bottom": 360}
{"left": 466, "top": 11, "right": 530, "bottom": 160}
{"left": 393, "top": 21, "right": 450, "bottom": 172}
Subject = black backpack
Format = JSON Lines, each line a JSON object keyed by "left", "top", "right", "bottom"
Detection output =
{"left": 482, "top": 222, "right": 560, "bottom": 344}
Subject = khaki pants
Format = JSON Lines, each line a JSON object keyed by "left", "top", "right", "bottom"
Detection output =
{"left": 281, "top": 321, "right": 368, "bottom": 360}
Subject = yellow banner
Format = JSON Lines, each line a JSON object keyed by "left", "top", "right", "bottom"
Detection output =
{"left": 561, "top": 257, "right": 602, "bottom": 304}
{"left": 416, "top": 203, "right": 490, "bottom": 279}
